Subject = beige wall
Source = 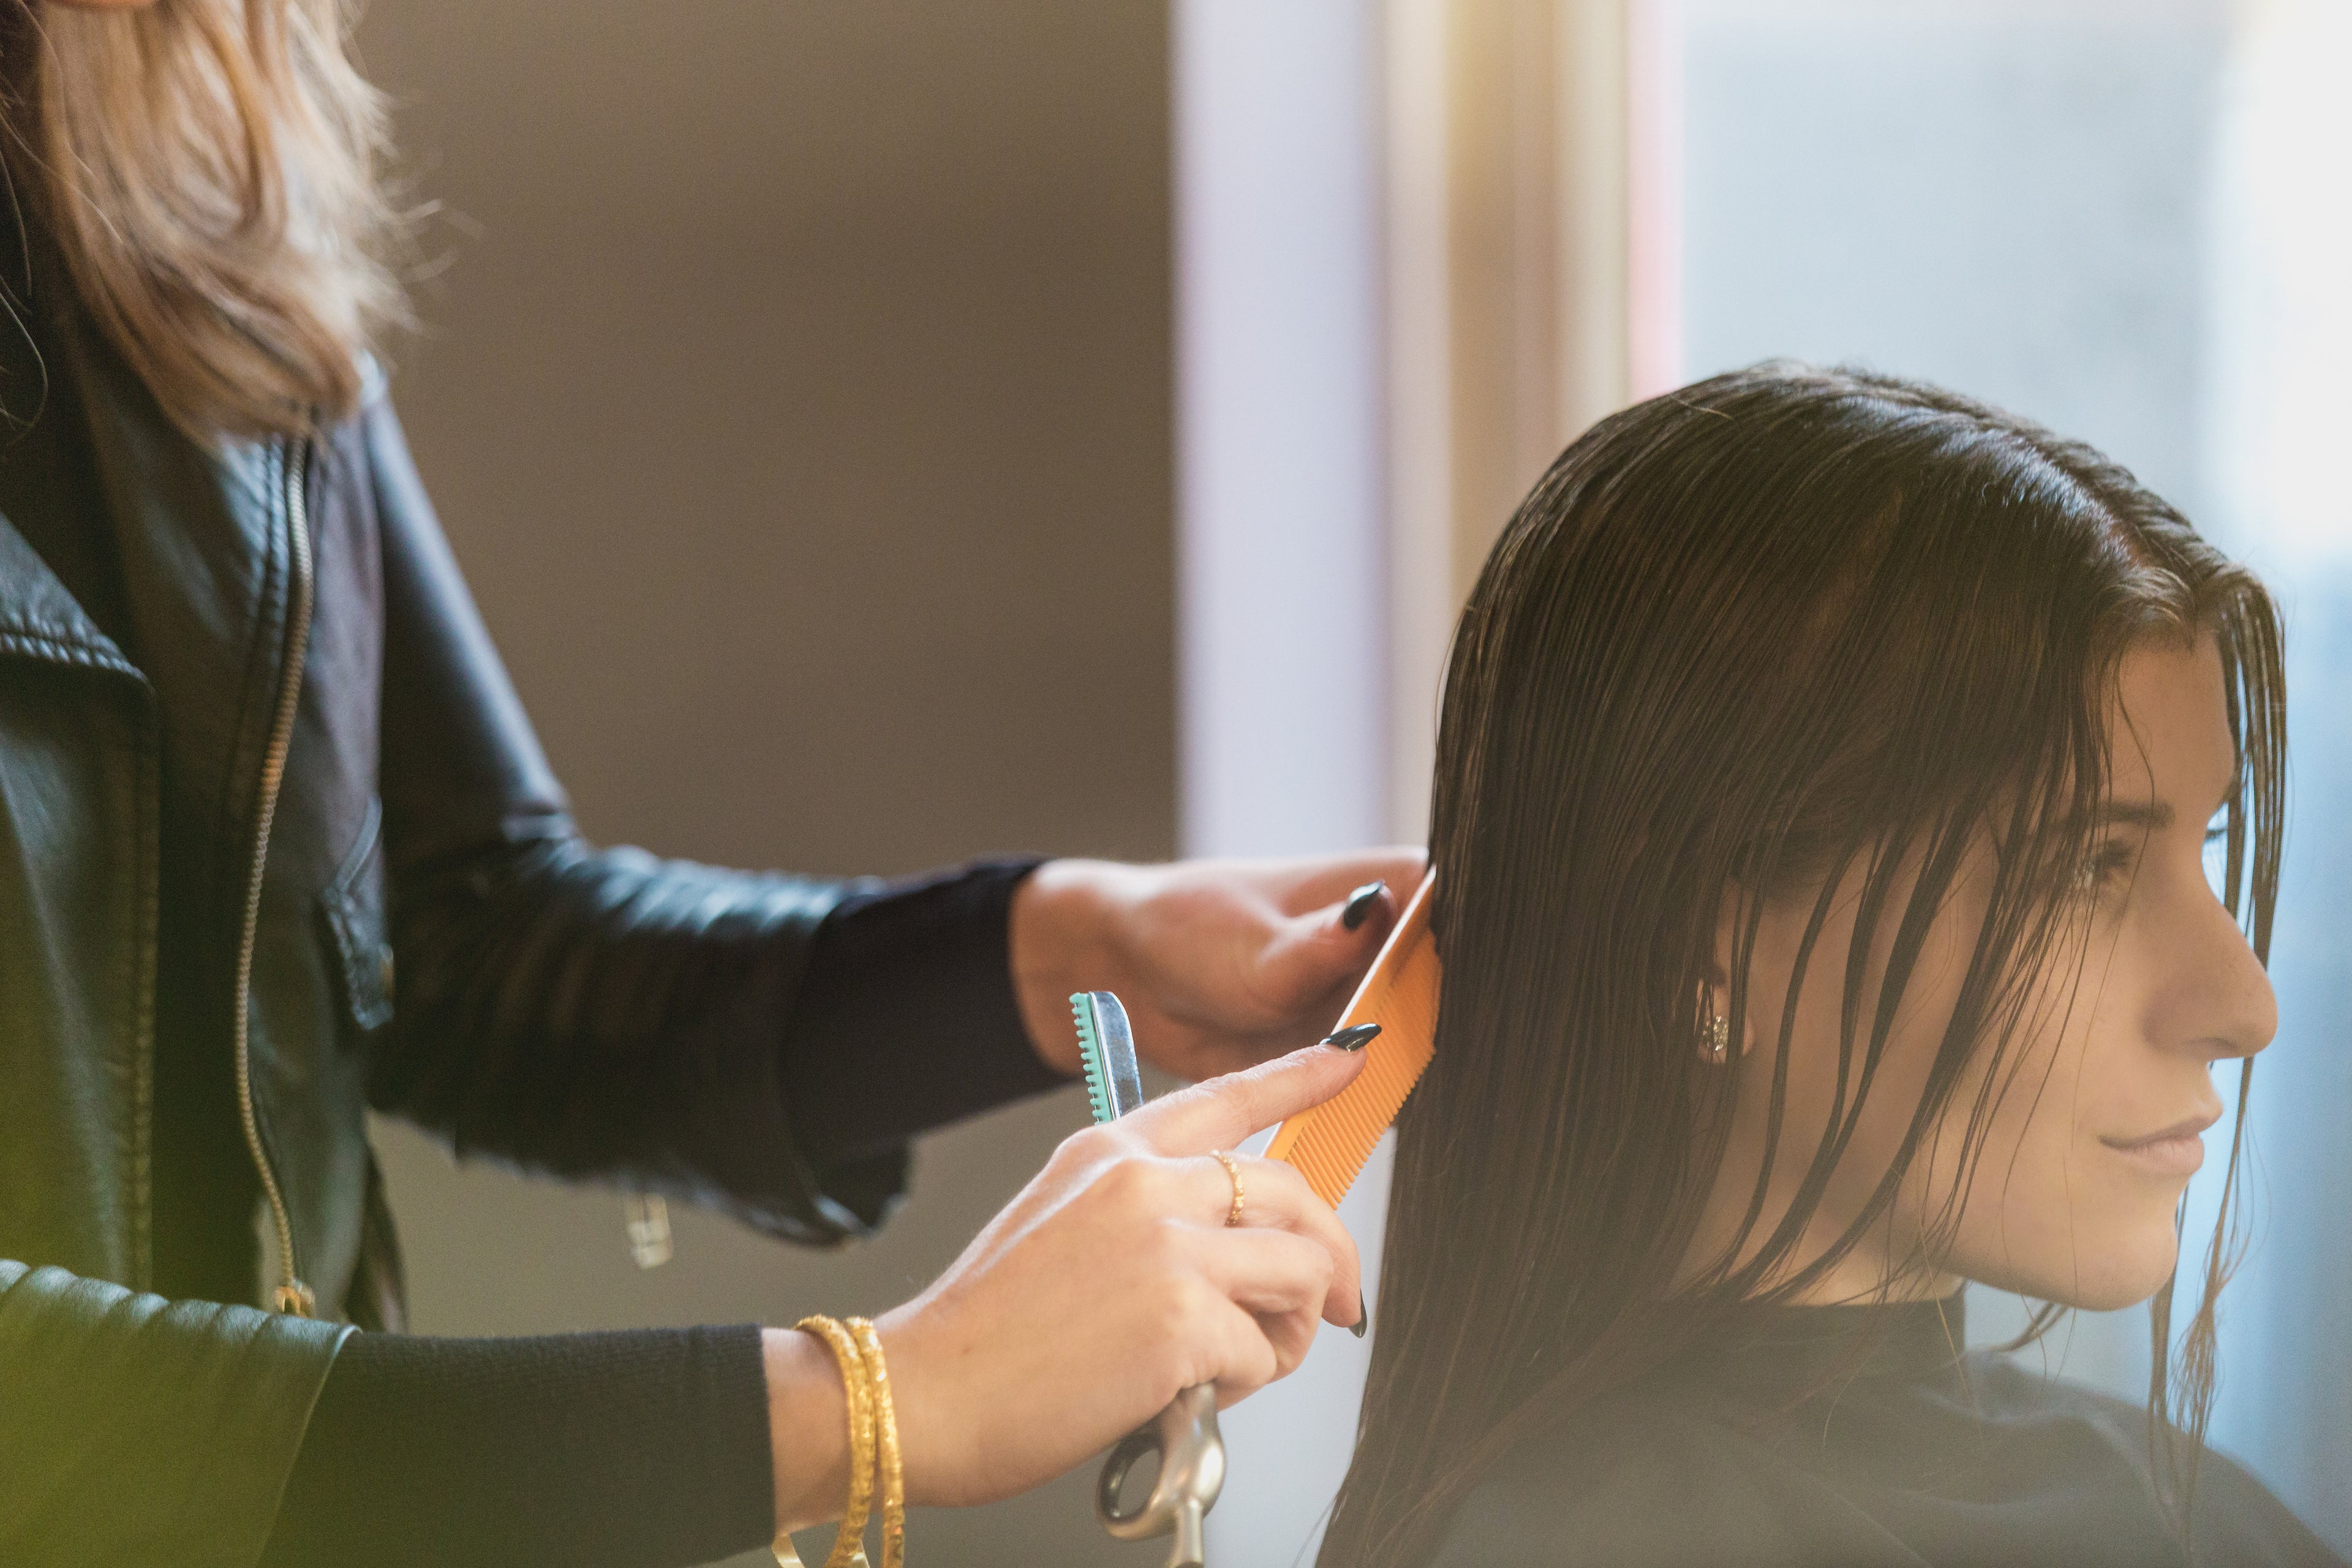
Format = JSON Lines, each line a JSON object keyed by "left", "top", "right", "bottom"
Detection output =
{"left": 352, "top": 4, "right": 1171, "bottom": 1562}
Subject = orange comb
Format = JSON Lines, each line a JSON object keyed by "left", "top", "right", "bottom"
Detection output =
{"left": 1265, "top": 870, "right": 1441, "bottom": 1207}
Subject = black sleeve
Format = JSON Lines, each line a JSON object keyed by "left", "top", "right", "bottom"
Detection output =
{"left": 262, "top": 1325, "right": 774, "bottom": 1568}
{"left": 265, "top": 862, "right": 1076, "bottom": 1568}
{"left": 785, "top": 856, "right": 1074, "bottom": 1173}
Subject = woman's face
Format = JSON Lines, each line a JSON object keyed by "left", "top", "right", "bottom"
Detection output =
{"left": 1694, "top": 635, "right": 2276, "bottom": 1309}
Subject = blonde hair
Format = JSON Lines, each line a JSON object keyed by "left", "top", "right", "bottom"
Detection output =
{"left": 7, "top": 0, "right": 405, "bottom": 440}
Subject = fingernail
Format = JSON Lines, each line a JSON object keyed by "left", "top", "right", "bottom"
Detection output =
{"left": 1341, "top": 880, "right": 1386, "bottom": 931}
{"left": 1351, "top": 1291, "right": 1370, "bottom": 1338}
{"left": 1322, "top": 1023, "right": 1379, "bottom": 1052}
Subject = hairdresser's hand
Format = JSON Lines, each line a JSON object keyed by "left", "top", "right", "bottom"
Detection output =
{"left": 764, "top": 1038, "right": 1369, "bottom": 1528}
{"left": 1011, "top": 851, "right": 1426, "bottom": 1080}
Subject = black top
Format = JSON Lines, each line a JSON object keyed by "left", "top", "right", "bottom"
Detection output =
{"left": 0, "top": 224, "right": 1071, "bottom": 1564}
{"left": 1430, "top": 1295, "right": 2343, "bottom": 1568}
{"left": 262, "top": 862, "right": 1061, "bottom": 1568}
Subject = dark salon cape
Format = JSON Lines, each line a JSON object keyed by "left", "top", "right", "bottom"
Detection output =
{"left": 1429, "top": 1297, "right": 2342, "bottom": 1568}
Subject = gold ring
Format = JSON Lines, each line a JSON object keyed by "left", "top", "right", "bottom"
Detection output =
{"left": 1211, "top": 1148, "right": 1245, "bottom": 1227}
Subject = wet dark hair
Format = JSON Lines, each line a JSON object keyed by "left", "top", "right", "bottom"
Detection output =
{"left": 1321, "top": 364, "right": 2284, "bottom": 1566}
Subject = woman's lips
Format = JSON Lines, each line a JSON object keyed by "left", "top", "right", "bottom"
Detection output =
{"left": 2101, "top": 1114, "right": 2219, "bottom": 1178}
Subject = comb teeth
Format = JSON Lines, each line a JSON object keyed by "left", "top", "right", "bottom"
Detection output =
{"left": 1264, "top": 874, "right": 1441, "bottom": 1208}
{"left": 1072, "top": 993, "right": 1115, "bottom": 1125}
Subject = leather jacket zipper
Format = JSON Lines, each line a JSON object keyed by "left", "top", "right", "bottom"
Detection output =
{"left": 234, "top": 437, "right": 317, "bottom": 1317}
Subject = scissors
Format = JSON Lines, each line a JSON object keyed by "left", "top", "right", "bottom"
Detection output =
{"left": 1071, "top": 990, "right": 1226, "bottom": 1568}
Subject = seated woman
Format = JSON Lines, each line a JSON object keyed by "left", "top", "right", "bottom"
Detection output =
{"left": 1322, "top": 364, "right": 2343, "bottom": 1567}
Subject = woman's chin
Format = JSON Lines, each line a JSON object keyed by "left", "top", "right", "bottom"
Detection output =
{"left": 2050, "top": 1270, "right": 2173, "bottom": 1314}
{"left": 2057, "top": 1253, "right": 2182, "bottom": 1314}
{"left": 1959, "top": 1220, "right": 2182, "bottom": 1313}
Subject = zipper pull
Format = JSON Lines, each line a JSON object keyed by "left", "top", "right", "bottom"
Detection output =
{"left": 274, "top": 1280, "right": 317, "bottom": 1317}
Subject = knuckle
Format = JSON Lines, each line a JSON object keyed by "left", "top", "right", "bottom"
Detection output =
{"left": 1055, "top": 1124, "right": 1115, "bottom": 1169}
{"left": 1225, "top": 1059, "right": 1283, "bottom": 1107}
{"left": 1095, "top": 1153, "right": 1159, "bottom": 1208}
{"left": 1167, "top": 1276, "right": 1222, "bottom": 1340}
{"left": 1268, "top": 1237, "right": 1324, "bottom": 1298}
{"left": 1319, "top": 1223, "right": 1360, "bottom": 1272}
{"left": 1239, "top": 1336, "right": 1280, "bottom": 1393}
{"left": 1250, "top": 1161, "right": 1312, "bottom": 1218}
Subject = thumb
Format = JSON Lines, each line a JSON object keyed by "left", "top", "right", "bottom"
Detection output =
{"left": 1126, "top": 1038, "right": 1369, "bottom": 1155}
{"left": 1247, "top": 880, "right": 1398, "bottom": 1015}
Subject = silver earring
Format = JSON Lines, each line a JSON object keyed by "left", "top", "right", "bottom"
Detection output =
{"left": 1700, "top": 993, "right": 1731, "bottom": 1063}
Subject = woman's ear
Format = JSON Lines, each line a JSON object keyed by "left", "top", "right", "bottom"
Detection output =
{"left": 1700, "top": 884, "right": 1756, "bottom": 1063}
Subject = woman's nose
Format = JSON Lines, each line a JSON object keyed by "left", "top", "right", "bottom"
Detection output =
{"left": 2160, "top": 880, "right": 2278, "bottom": 1063}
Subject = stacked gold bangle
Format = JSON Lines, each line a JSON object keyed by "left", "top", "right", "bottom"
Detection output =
{"left": 848, "top": 1319, "right": 905, "bottom": 1568}
{"left": 774, "top": 1315, "right": 906, "bottom": 1568}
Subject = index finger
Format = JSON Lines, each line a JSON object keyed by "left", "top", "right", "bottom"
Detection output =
{"left": 1124, "top": 1039, "right": 1368, "bottom": 1155}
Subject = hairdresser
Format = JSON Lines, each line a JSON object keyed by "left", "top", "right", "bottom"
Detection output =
{"left": 0, "top": 1, "right": 1418, "bottom": 1564}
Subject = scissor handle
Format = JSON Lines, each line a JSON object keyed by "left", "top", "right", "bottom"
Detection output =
{"left": 1096, "top": 1381, "right": 1224, "bottom": 1567}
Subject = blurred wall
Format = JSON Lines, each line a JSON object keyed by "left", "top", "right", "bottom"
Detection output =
{"left": 1168, "top": 8, "right": 1390, "bottom": 1566}
{"left": 352, "top": 4, "right": 1172, "bottom": 1564}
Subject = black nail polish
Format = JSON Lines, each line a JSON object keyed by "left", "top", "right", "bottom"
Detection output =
{"left": 1351, "top": 1292, "right": 1370, "bottom": 1338}
{"left": 1322, "top": 1023, "right": 1380, "bottom": 1052}
{"left": 1341, "top": 880, "right": 1386, "bottom": 931}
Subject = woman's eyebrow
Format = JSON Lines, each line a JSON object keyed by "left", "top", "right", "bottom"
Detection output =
{"left": 2094, "top": 799, "right": 2174, "bottom": 831}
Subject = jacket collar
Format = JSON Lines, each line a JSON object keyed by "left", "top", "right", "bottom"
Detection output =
{"left": 0, "top": 506, "right": 138, "bottom": 674}
{"left": 67, "top": 311, "right": 290, "bottom": 667}
{"left": 0, "top": 306, "right": 288, "bottom": 696}
{"left": 64, "top": 308, "right": 298, "bottom": 848}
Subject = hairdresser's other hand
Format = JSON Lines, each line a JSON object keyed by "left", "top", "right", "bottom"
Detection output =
{"left": 1011, "top": 850, "right": 1425, "bottom": 1080}
{"left": 763, "top": 1038, "right": 1368, "bottom": 1526}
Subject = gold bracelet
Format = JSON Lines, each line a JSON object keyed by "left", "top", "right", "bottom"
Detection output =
{"left": 775, "top": 1316, "right": 875, "bottom": 1568}
{"left": 847, "top": 1318, "right": 905, "bottom": 1568}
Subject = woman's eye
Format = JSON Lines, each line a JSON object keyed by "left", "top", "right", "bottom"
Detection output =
{"left": 2077, "top": 840, "right": 2137, "bottom": 894}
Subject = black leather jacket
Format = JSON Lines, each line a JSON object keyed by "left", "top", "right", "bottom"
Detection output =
{"left": 0, "top": 318, "right": 910, "bottom": 1564}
